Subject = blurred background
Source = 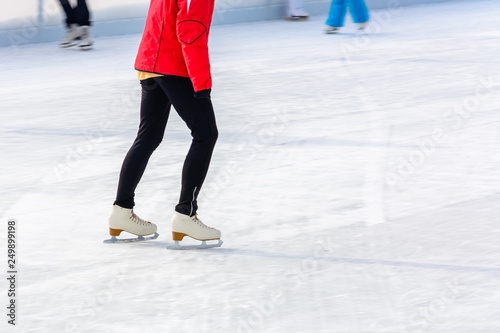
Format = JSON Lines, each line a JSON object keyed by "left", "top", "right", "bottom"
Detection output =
{"left": 0, "top": 0, "right": 462, "bottom": 47}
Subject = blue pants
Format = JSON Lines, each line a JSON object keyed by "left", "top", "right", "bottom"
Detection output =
{"left": 326, "top": 0, "right": 369, "bottom": 27}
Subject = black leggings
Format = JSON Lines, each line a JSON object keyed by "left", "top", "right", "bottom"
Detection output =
{"left": 59, "top": 0, "right": 91, "bottom": 27}
{"left": 114, "top": 76, "right": 218, "bottom": 216}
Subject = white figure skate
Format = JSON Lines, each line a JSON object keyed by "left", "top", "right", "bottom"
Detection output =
{"left": 166, "top": 212, "right": 222, "bottom": 250}
{"left": 104, "top": 205, "right": 159, "bottom": 243}
{"left": 286, "top": 14, "right": 309, "bottom": 21}
{"left": 286, "top": 0, "right": 309, "bottom": 21}
{"left": 60, "top": 24, "right": 81, "bottom": 48}
{"left": 324, "top": 25, "right": 340, "bottom": 34}
{"left": 357, "top": 21, "right": 369, "bottom": 31}
{"left": 78, "top": 25, "right": 93, "bottom": 50}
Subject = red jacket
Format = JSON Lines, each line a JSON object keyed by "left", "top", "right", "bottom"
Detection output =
{"left": 135, "top": 0, "right": 215, "bottom": 92}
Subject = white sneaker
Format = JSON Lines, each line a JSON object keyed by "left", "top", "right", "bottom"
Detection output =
{"left": 324, "top": 25, "right": 340, "bottom": 34}
{"left": 78, "top": 25, "right": 93, "bottom": 50}
{"left": 60, "top": 24, "right": 81, "bottom": 48}
{"left": 171, "top": 211, "right": 221, "bottom": 241}
{"left": 108, "top": 205, "right": 157, "bottom": 237}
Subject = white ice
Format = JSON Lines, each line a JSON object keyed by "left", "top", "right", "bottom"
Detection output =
{"left": 1, "top": 1, "right": 500, "bottom": 332}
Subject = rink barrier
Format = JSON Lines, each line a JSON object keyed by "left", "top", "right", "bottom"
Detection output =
{"left": 0, "top": 0, "right": 464, "bottom": 48}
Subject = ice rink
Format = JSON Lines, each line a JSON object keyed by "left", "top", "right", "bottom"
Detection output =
{"left": 1, "top": 0, "right": 499, "bottom": 332}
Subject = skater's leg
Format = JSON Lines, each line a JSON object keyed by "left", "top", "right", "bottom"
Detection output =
{"left": 114, "top": 78, "right": 171, "bottom": 209}
{"left": 326, "top": 0, "right": 347, "bottom": 28}
{"left": 287, "top": 0, "right": 308, "bottom": 17}
{"left": 348, "top": 0, "right": 369, "bottom": 24}
{"left": 58, "top": 0, "right": 77, "bottom": 28}
{"left": 155, "top": 76, "right": 218, "bottom": 216}
{"left": 75, "top": 0, "right": 91, "bottom": 26}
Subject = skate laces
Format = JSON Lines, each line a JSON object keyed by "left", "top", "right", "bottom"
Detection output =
{"left": 192, "top": 215, "right": 214, "bottom": 230}
{"left": 130, "top": 211, "right": 151, "bottom": 226}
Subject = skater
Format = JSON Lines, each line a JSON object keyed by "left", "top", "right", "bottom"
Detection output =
{"left": 324, "top": 0, "right": 369, "bottom": 34}
{"left": 58, "top": 0, "right": 93, "bottom": 49}
{"left": 287, "top": 0, "right": 309, "bottom": 20}
{"left": 107, "top": 0, "right": 222, "bottom": 249}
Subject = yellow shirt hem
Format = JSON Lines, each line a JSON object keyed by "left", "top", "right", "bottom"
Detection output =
{"left": 137, "top": 71, "right": 164, "bottom": 81}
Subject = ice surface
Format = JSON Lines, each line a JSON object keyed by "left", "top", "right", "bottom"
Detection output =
{"left": 0, "top": 1, "right": 499, "bottom": 332}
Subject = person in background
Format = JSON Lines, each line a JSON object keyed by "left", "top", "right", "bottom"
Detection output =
{"left": 324, "top": 0, "right": 369, "bottom": 34}
{"left": 287, "top": 0, "right": 309, "bottom": 20}
{"left": 58, "top": 0, "right": 93, "bottom": 49}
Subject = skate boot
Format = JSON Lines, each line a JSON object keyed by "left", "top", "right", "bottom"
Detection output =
{"left": 324, "top": 25, "right": 340, "bottom": 34}
{"left": 286, "top": 11, "right": 309, "bottom": 21}
{"left": 78, "top": 25, "right": 93, "bottom": 50}
{"left": 167, "top": 212, "right": 222, "bottom": 249}
{"left": 357, "top": 21, "right": 369, "bottom": 31}
{"left": 60, "top": 24, "right": 81, "bottom": 48}
{"left": 104, "top": 205, "right": 159, "bottom": 243}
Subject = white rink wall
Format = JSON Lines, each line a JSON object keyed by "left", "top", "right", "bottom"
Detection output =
{"left": 0, "top": 0, "right": 465, "bottom": 47}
